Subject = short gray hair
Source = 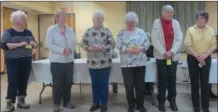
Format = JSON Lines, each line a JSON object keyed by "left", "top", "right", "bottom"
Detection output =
{"left": 54, "top": 9, "right": 66, "bottom": 22}
{"left": 124, "top": 12, "right": 139, "bottom": 24}
{"left": 10, "top": 10, "right": 27, "bottom": 24}
{"left": 92, "top": 10, "right": 105, "bottom": 20}
{"left": 162, "top": 5, "right": 174, "bottom": 14}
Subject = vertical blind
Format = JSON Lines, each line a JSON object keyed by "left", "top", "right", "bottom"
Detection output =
{"left": 126, "top": 1, "right": 205, "bottom": 52}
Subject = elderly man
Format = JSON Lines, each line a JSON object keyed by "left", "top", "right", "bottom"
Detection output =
{"left": 46, "top": 9, "right": 77, "bottom": 112}
{"left": 81, "top": 10, "right": 115, "bottom": 112}
{"left": 151, "top": 5, "right": 183, "bottom": 112}
{"left": 1, "top": 10, "right": 37, "bottom": 112}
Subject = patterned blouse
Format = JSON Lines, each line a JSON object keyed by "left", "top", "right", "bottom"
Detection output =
{"left": 81, "top": 26, "right": 115, "bottom": 69}
{"left": 117, "top": 28, "right": 150, "bottom": 67}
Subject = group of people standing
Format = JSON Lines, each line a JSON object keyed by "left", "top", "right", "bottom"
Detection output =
{"left": 1, "top": 4, "right": 216, "bottom": 112}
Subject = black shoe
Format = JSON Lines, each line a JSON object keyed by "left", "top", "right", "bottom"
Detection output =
{"left": 158, "top": 104, "right": 166, "bottom": 112}
{"left": 101, "top": 105, "right": 107, "bottom": 112}
{"left": 169, "top": 98, "right": 178, "bottom": 111}
{"left": 89, "top": 104, "right": 100, "bottom": 111}
{"left": 202, "top": 108, "right": 210, "bottom": 112}
{"left": 139, "top": 107, "right": 147, "bottom": 112}
{"left": 210, "top": 91, "right": 218, "bottom": 99}
{"left": 63, "top": 103, "right": 75, "bottom": 109}
{"left": 194, "top": 107, "right": 200, "bottom": 112}
{"left": 112, "top": 84, "right": 118, "bottom": 94}
{"left": 128, "top": 107, "right": 134, "bottom": 112}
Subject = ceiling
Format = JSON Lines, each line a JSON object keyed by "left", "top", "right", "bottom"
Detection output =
{"left": 1, "top": 2, "right": 54, "bottom": 14}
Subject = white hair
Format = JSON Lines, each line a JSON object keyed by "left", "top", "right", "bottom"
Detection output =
{"left": 124, "top": 12, "right": 139, "bottom": 24}
{"left": 54, "top": 9, "right": 66, "bottom": 22}
{"left": 10, "top": 10, "right": 27, "bottom": 24}
{"left": 92, "top": 10, "right": 105, "bottom": 20}
{"left": 162, "top": 5, "right": 174, "bottom": 15}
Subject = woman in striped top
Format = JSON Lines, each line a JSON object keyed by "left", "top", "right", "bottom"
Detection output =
{"left": 1, "top": 10, "right": 38, "bottom": 112}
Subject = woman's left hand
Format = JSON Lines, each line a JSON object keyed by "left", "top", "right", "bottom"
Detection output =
{"left": 30, "top": 41, "right": 37, "bottom": 48}
{"left": 199, "top": 53, "right": 209, "bottom": 61}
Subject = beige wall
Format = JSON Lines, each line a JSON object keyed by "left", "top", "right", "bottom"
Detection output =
{"left": 72, "top": 2, "right": 126, "bottom": 57}
{"left": 206, "top": 2, "right": 217, "bottom": 30}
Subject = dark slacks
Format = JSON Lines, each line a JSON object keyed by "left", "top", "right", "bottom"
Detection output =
{"left": 89, "top": 67, "right": 111, "bottom": 105}
{"left": 5, "top": 57, "right": 32, "bottom": 103}
{"left": 156, "top": 59, "right": 178, "bottom": 104}
{"left": 122, "top": 66, "right": 145, "bottom": 108}
{"left": 50, "top": 62, "right": 74, "bottom": 105}
{"left": 187, "top": 55, "right": 211, "bottom": 109}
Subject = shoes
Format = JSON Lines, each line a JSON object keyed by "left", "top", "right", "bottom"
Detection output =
{"left": 169, "top": 98, "right": 178, "bottom": 111}
{"left": 202, "top": 108, "right": 210, "bottom": 112}
{"left": 100, "top": 104, "right": 107, "bottom": 112}
{"left": 128, "top": 107, "right": 134, "bottom": 112}
{"left": 2, "top": 99, "right": 15, "bottom": 112}
{"left": 138, "top": 107, "right": 147, "bottom": 112}
{"left": 53, "top": 105, "right": 62, "bottom": 112}
{"left": 158, "top": 104, "right": 166, "bottom": 112}
{"left": 210, "top": 91, "right": 218, "bottom": 99}
{"left": 193, "top": 107, "right": 200, "bottom": 112}
{"left": 89, "top": 104, "right": 100, "bottom": 111}
{"left": 63, "top": 103, "right": 75, "bottom": 109}
{"left": 17, "top": 96, "right": 30, "bottom": 109}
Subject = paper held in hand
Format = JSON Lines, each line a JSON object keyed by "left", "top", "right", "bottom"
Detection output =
{"left": 166, "top": 59, "right": 172, "bottom": 65}
{"left": 25, "top": 45, "right": 32, "bottom": 49}
{"left": 198, "top": 63, "right": 205, "bottom": 68}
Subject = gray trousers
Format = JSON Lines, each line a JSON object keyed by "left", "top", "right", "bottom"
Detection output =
{"left": 50, "top": 62, "right": 74, "bottom": 105}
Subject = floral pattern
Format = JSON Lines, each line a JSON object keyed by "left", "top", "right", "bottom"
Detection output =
{"left": 81, "top": 26, "right": 115, "bottom": 69}
{"left": 117, "top": 28, "right": 150, "bottom": 67}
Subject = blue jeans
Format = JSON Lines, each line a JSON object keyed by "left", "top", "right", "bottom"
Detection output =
{"left": 89, "top": 67, "right": 111, "bottom": 105}
{"left": 5, "top": 57, "right": 32, "bottom": 103}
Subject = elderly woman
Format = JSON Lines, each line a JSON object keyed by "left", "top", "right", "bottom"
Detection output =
{"left": 151, "top": 5, "right": 183, "bottom": 112}
{"left": 117, "top": 12, "right": 150, "bottom": 112}
{"left": 1, "top": 10, "right": 37, "bottom": 112}
{"left": 81, "top": 10, "right": 115, "bottom": 112}
{"left": 184, "top": 12, "right": 217, "bottom": 112}
{"left": 46, "top": 9, "right": 77, "bottom": 112}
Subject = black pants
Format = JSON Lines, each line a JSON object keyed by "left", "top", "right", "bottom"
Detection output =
{"left": 156, "top": 59, "right": 177, "bottom": 104}
{"left": 50, "top": 62, "right": 74, "bottom": 105}
{"left": 187, "top": 55, "right": 211, "bottom": 109}
{"left": 5, "top": 57, "right": 32, "bottom": 103}
{"left": 122, "top": 66, "right": 145, "bottom": 108}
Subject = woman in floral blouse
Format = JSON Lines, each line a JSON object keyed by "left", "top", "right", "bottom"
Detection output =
{"left": 117, "top": 12, "right": 150, "bottom": 112}
{"left": 81, "top": 10, "right": 115, "bottom": 112}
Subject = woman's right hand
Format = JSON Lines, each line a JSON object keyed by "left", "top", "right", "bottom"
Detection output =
{"left": 126, "top": 48, "right": 140, "bottom": 55}
{"left": 88, "top": 46, "right": 104, "bottom": 52}
{"left": 19, "top": 41, "right": 28, "bottom": 47}
{"left": 196, "top": 56, "right": 206, "bottom": 66}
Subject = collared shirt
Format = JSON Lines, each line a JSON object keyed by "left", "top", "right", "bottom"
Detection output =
{"left": 81, "top": 26, "right": 116, "bottom": 69}
{"left": 161, "top": 18, "right": 174, "bottom": 51}
{"left": 184, "top": 25, "right": 217, "bottom": 54}
{"left": 46, "top": 24, "right": 77, "bottom": 63}
{"left": 117, "top": 28, "right": 150, "bottom": 67}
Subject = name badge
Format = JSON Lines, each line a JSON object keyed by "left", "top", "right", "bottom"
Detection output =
{"left": 25, "top": 45, "right": 32, "bottom": 49}
{"left": 166, "top": 59, "right": 172, "bottom": 65}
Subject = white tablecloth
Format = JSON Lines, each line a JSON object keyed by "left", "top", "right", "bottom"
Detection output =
{"left": 180, "top": 59, "right": 217, "bottom": 84}
{"left": 30, "top": 58, "right": 157, "bottom": 84}
{"left": 30, "top": 58, "right": 217, "bottom": 84}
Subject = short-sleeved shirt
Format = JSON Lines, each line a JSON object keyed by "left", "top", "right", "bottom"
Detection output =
{"left": 1, "top": 28, "right": 36, "bottom": 58}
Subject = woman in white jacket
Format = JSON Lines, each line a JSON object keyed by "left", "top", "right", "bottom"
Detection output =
{"left": 151, "top": 5, "right": 183, "bottom": 112}
{"left": 46, "top": 9, "right": 77, "bottom": 112}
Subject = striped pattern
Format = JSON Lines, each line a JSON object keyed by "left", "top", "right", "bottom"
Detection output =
{"left": 1, "top": 28, "right": 35, "bottom": 58}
